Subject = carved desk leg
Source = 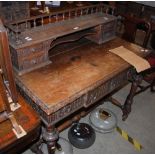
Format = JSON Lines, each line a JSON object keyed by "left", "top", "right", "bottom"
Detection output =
{"left": 42, "top": 125, "right": 59, "bottom": 154}
{"left": 122, "top": 74, "right": 143, "bottom": 121}
{"left": 31, "top": 125, "right": 59, "bottom": 154}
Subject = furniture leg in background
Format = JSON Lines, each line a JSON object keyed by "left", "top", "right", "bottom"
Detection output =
{"left": 122, "top": 74, "right": 143, "bottom": 120}
{"left": 31, "top": 124, "right": 59, "bottom": 153}
{"left": 108, "top": 73, "right": 143, "bottom": 121}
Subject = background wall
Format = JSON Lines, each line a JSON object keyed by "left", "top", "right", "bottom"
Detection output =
{"left": 136, "top": 1, "right": 155, "bottom": 7}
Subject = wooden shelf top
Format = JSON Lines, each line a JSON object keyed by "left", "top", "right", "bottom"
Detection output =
{"left": 9, "top": 13, "right": 116, "bottom": 49}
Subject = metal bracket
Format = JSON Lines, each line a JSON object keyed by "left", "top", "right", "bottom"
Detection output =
{"left": 6, "top": 90, "right": 21, "bottom": 111}
{"left": 9, "top": 114, "right": 27, "bottom": 139}
{"left": 12, "top": 125, "right": 27, "bottom": 139}
{"left": 10, "top": 102, "right": 21, "bottom": 111}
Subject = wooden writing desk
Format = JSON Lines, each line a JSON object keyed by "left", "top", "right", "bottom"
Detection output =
{"left": 4, "top": 5, "right": 147, "bottom": 153}
{"left": 15, "top": 38, "right": 138, "bottom": 124}
{"left": 15, "top": 37, "right": 147, "bottom": 153}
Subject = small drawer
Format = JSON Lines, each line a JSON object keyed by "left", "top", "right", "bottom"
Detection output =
{"left": 20, "top": 43, "right": 43, "bottom": 57}
{"left": 21, "top": 53, "right": 46, "bottom": 70}
{"left": 103, "top": 21, "right": 116, "bottom": 31}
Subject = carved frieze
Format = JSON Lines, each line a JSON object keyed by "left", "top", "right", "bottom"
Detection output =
{"left": 16, "top": 68, "right": 133, "bottom": 126}
{"left": 86, "top": 69, "right": 130, "bottom": 106}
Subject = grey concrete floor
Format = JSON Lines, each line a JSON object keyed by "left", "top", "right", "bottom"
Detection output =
{"left": 23, "top": 82, "right": 155, "bottom": 154}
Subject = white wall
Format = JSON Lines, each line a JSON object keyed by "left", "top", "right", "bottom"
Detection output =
{"left": 135, "top": 1, "right": 155, "bottom": 7}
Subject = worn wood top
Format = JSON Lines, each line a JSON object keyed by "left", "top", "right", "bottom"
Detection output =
{"left": 10, "top": 13, "right": 116, "bottom": 49}
{"left": 15, "top": 38, "right": 146, "bottom": 115}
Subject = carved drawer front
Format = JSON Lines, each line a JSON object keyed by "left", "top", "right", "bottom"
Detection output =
{"left": 103, "top": 21, "right": 116, "bottom": 31}
{"left": 86, "top": 81, "right": 110, "bottom": 106}
{"left": 17, "top": 43, "right": 47, "bottom": 70}
{"left": 20, "top": 43, "right": 43, "bottom": 57}
{"left": 48, "top": 95, "right": 86, "bottom": 125}
{"left": 86, "top": 69, "right": 129, "bottom": 107}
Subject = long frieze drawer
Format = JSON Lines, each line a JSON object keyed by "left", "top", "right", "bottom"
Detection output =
{"left": 46, "top": 95, "right": 86, "bottom": 125}
{"left": 85, "top": 69, "right": 129, "bottom": 107}
{"left": 17, "top": 82, "right": 86, "bottom": 125}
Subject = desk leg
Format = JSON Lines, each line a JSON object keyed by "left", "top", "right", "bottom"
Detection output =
{"left": 42, "top": 125, "right": 59, "bottom": 154}
{"left": 31, "top": 125, "right": 59, "bottom": 154}
{"left": 122, "top": 74, "right": 142, "bottom": 121}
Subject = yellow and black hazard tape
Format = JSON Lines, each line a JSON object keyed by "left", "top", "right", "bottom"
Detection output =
{"left": 116, "top": 126, "right": 143, "bottom": 151}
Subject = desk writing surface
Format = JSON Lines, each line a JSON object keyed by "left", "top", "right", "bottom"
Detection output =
{"left": 15, "top": 38, "right": 144, "bottom": 115}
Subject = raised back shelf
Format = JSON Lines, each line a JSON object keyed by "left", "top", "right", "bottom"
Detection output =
{"left": 5, "top": 4, "right": 117, "bottom": 75}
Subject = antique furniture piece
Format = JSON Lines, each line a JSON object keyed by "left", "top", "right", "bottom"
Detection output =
{"left": 121, "top": 14, "right": 151, "bottom": 48}
{"left": 0, "top": 19, "right": 40, "bottom": 153}
{"left": 3, "top": 4, "right": 150, "bottom": 153}
{"left": 120, "top": 14, "right": 155, "bottom": 94}
{"left": 14, "top": 38, "right": 148, "bottom": 153}
{"left": 0, "top": 2, "right": 30, "bottom": 23}
{"left": 5, "top": 4, "right": 117, "bottom": 75}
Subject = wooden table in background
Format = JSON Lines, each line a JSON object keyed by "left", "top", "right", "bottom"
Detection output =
{"left": 0, "top": 92, "right": 40, "bottom": 153}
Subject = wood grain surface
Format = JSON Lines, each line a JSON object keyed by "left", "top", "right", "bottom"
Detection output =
{"left": 15, "top": 38, "right": 145, "bottom": 115}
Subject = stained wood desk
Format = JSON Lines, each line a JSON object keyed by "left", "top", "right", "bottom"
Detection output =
{"left": 15, "top": 37, "right": 147, "bottom": 153}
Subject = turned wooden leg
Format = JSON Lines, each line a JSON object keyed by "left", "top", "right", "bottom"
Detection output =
{"left": 122, "top": 74, "right": 142, "bottom": 121}
{"left": 42, "top": 125, "right": 59, "bottom": 154}
{"left": 31, "top": 125, "right": 59, "bottom": 154}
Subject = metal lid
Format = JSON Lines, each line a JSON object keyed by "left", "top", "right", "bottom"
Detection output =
{"left": 89, "top": 108, "right": 117, "bottom": 133}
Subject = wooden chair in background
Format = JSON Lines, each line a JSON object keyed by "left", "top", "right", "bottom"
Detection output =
{"left": 120, "top": 14, "right": 155, "bottom": 94}
{"left": 0, "top": 19, "right": 40, "bottom": 153}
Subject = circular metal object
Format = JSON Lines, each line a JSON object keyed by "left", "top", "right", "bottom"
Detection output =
{"left": 68, "top": 123, "right": 96, "bottom": 149}
{"left": 89, "top": 108, "right": 117, "bottom": 133}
